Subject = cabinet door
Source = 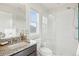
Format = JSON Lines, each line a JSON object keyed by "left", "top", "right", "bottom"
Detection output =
{"left": 11, "top": 44, "right": 37, "bottom": 56}
{"left": 29, "top": 51, "right": 37, "bottom": 56}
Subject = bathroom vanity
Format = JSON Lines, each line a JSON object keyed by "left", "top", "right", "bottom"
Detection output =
{"left": 0, "top": 40, "right": 37, "bottom": 56}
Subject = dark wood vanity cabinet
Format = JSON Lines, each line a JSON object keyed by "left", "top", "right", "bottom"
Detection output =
{"left": 11, "top": 44, "right": 37, "bottom": 56}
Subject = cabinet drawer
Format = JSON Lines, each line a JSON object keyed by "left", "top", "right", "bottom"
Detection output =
{"left": 11, "top": 44, "right": 37, "bottom": 56}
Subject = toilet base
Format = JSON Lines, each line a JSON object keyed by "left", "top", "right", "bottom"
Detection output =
{"left": 38, "top": 47, "right": 53, "bottom": 56}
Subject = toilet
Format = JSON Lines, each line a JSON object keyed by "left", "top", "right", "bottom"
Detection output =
{"left": 37, "top": 41, "right": 53, "bottom": 56}
{"left": 39, "top": 47, "right": 53, "bottom": 56}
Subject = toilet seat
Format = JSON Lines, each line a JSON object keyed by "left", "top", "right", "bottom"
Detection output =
{"left": 39, "top": 47, "right": 53, "bottom": 56}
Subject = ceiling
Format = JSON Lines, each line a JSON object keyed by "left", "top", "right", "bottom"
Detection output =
{"left": 0, "top": 3, "right": 25, "bottom": 8}
{"left": 0, "top": 3, "right": 77, "bottom": 13}
{"left": 0, "top": 3, "right": 26, "bottom": 13}
{"left": 41, "top": 3, "right": 77, "bottom": 12}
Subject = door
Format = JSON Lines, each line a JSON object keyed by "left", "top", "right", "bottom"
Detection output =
{"left": 56, "top": 8, "right": 78, "bottom": 56}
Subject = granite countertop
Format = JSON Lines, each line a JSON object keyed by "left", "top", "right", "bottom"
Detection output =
{"left": 0, "top": 40, "right": 36, "bottom": 56}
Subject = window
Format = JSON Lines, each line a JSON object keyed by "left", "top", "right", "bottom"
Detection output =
{"left": 29, "top": 9, "right": 39, "bottom": 34}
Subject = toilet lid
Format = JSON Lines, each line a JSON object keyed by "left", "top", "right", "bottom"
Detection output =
{"left": 39, "top": 47, "right": 53, "bottom": 56}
